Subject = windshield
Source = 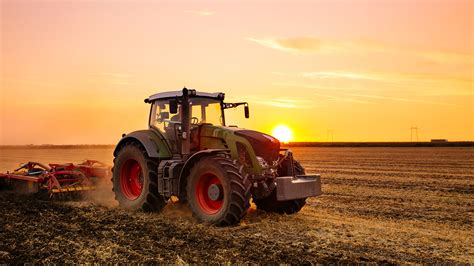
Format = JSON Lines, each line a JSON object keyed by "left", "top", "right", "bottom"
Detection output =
{"left": 150, "top": 98, "right": 224, "bottom": 132}
{"left": 190, "top": 98, "right": 223, "bottom": 126}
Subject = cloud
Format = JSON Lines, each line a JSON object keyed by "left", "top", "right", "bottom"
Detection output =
{"left": 300, "top": 71, "right": 379, "bottom": 81}
{"left": 345, "top": 93, "right": 457, "bottom": 106}
{"left": 246, "top": 37, "right": 341, "bottom": 54}
{"left": 275, "top": 71, "right": 473, "bottom": 96}
{"left": 421, "top": 89, "right": 474, "bottom": 96}
{"left": 299, "top": 70, "right": 473, "bottom": 85}
{"left": 250, "top": 96, "right": 313, "bottom": 108}
{"left": 313, "top": 93, "right": 371, "bottom": 104}
{"left": 184, "top": 10, "right": 215, "bottom": 16}
{"left": 272, "top": 82, "right": 370, "bottom": 91}
{"left": 246, "top": 36, "right": 473, "bottom": 64}
{"left": 271, "top": 81, "right": 463, "bottom": 105}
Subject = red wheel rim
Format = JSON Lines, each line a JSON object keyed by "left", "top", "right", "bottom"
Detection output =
{"left": 120, "top": 159, "right": 143, "bottom": 200}
{"left": 195, "top": 172, "right": 224, "bottom": 214}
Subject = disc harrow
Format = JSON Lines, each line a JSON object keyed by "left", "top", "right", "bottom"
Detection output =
{"left": 0, "top": 160, "right": 111, "bottom": 199}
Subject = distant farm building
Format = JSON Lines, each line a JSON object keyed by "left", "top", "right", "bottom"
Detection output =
{"left": 431, "top": 139, "right": 448, "bottom": 143}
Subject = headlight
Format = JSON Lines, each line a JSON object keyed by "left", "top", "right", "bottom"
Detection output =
{"left": 256, "top": 156, "right": 269, "bottom": 168}
{"left": 237, "top": 142, "right": 252, "bottom": 167}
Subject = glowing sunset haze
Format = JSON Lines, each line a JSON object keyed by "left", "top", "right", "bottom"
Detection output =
{"left": 1, "top": 0, "right": 472, "bottom": 144}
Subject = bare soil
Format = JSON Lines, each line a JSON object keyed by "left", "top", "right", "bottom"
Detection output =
{"left": 0, "top": 147, "right": 473, "bottom": 264}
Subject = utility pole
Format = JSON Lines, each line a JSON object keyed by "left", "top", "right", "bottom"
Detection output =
{"left": 410, "top": 126, "right": 419, "bottom": 142}
{"left": 327, "top": 129, "right": 334, "bottom": 142}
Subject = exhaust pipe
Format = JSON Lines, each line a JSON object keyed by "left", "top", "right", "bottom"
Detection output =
{"left": 181, "top": 87, "right": 195, "bottom": 159}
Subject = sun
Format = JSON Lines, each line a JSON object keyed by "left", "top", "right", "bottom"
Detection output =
{"left": 272, "top": 125, "right": 293, "bottom": 143}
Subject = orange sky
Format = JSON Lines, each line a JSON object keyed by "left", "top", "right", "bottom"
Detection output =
{"left": 1, "top": 0, "right": 473, "bottom": 144}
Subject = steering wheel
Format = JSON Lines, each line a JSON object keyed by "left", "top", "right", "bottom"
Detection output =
{"left": 191, "top": 117, "right": 199, "bottom": 124}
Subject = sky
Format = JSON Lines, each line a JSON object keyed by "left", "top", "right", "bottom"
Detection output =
{"left": 0, "top": 0, "right": 473, "bottom": 144}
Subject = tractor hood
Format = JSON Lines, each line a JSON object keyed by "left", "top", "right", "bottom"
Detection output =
{"left": 234, "top": 129, "right": 281, "bottom": 163}
{"left": 198, "top": 125, "right": 281, "bottom": 164}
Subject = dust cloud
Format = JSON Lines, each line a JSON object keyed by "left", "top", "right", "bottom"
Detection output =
{"left": 83, "top": 179, "right": 118, "bottom": 208}
{"left": 84, "top": 181, "right": 196, "bottom": 221}
{"left": 161, "top": 198, "right": 195, "bottom": 222}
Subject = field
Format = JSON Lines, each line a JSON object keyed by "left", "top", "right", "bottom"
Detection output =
{"left": 0, "top": 147, "right": 473, "bottom": 263}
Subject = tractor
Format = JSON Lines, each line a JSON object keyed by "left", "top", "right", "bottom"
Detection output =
{"left": 112, "top": 88, "right": 321, "bottom": 226}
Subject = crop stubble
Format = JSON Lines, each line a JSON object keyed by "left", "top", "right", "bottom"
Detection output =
{"left": 0, "top": 147, "right": 472, "bottom": 263}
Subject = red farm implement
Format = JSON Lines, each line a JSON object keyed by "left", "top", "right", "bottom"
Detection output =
{"left": 0, "top": 160, "right": 111, "bottom": 198}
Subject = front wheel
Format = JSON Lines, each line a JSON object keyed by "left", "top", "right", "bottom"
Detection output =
{"left": 112, "top": 142, "right": 166, "bottom": 212}
{"left": 187, "top": 154, "right": 251, "bottom": 226}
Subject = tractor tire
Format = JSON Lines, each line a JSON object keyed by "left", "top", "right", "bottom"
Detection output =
{"left": 112, "top": 142, "right": 166, "bottom": 212}
{"left": 186, "top": 154, "right": 251, "bottom": 226}
{"left": 254, "top": 160, "right": 307, "bottom": 214}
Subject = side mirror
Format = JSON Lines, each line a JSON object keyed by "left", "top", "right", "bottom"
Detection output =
{"left": 244, "top": 104, "right": 249, "bottom": 118}
{"left": 169, "top": 99, "right": 178, "bottom": 114}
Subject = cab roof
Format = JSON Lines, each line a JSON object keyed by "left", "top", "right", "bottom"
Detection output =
{"left": 147, "top": 90, "right": 225, "bottom": 102}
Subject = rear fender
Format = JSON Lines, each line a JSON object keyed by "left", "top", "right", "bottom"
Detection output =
{"left": 113, "top": 130, "right": 172, "bottom": 159}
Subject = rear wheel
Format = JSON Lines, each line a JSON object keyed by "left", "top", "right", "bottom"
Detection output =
{"left": 187, "top": 154, "right": 251, "bottom": 226}
{"left": 112, "top": 142, "right": 166, "bottom": 212}
{"left": 254, "top": 160, "right": 307, "bottom": 214}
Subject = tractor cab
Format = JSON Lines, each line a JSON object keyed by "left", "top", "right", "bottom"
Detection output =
{"left": 146, "top": 90, "right": 248, "bottom": 155}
